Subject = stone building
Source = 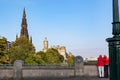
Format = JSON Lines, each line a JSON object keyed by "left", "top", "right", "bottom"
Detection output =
{"left": 52, "top": 45, "right": 67, "bottom": 60}
{"left": 43, "top": 37, "right": 48, "bottom": 52}
{"left": 42, "top": 38, "right": 67, "bottom": 60}
{"left": 51, "top": 45, "right": 67, "bottom": 61}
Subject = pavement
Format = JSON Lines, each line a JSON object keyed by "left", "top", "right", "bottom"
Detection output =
{"left": 1, "top": 77, "right": 109, "bottom": 80}
{"left": 21, "top": 77, "right": 109, "bottom": 80}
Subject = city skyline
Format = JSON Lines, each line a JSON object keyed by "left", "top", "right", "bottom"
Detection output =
{"left": 0, "top": 0, "right": 115, "bottom": 57}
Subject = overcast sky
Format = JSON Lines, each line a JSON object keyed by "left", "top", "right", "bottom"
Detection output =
{"left": 0, "top": 0, "right": 118, "bottom": 58}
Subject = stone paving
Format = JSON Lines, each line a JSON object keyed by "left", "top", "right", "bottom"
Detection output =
{"left": 1, "top": 77, "right": 109, "bottom": 80}
{"left": 21, "top": 77, "right": 109, "bottom": 80}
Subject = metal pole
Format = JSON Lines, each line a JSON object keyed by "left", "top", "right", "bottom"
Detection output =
{"left": 106, "top": 0, "right": 120, "bottom": 80}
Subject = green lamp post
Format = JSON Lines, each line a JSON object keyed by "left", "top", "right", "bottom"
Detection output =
{"left": 106, "top": 0, "right": 120, "bottom": 80}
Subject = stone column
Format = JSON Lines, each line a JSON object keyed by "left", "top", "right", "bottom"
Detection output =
{"left": 13, "top": 60, "right": 24, "bottom": 80}
{"left": 74, "top": 56, "right": 84, "bottom": 76}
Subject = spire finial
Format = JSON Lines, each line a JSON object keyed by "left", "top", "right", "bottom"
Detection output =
{"left": 23, "top": 8, "right": 26, "bottom": 18}
{"left": 45, "top": 37, "right": 47, "bottom": 40}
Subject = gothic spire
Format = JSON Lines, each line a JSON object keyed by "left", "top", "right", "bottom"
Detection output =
{"left": 23, "top": 8, "right": 26, "bottom": 18}
{"left": 112, "top": 0, "right": 120, "bottom": 37}
{"left": 20, "top": 8, "right": 29, "bottom": 39}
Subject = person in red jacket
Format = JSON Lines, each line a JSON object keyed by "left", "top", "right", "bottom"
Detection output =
{"left": 97, "top": 55, "right": 104, "bottom": 78}
{"left": 103, "top": 55, "right": 109, "bottom": 78}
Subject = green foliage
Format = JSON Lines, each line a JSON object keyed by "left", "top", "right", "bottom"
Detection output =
{"left": 25, "top": 48, "right": 66, "bottom": 65}
{"left": 0, "top": 37, "right": 9, "bottom": 64}
{"left": 13, "top": 36, "right": 35, "bottom": 52}
{"left": 36, "top": 51, "right": 46, "bottom": 63}
{"left": 45, "top": 48, "right": 64, "bottom": 64}
{"left": 5, "top": 36, "right": 75, "bottom": 65}
{"left": 8, "top": 36, "right": 35, "bottom": 63}
{"left": 59, "top": 55, "right": 64, "bottom": 63}
{"left": 25, "top": 53, "right": 45, "bottom": 65}
{"left": 66, "top": 54, "right": 75, "bottom": 65}
{"left": 34, "top": 48, "right": 64, "bottom": 65}
{"left": 0, "top": 37, "right": 7, "bottom": 54}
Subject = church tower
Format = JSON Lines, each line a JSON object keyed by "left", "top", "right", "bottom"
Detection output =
{"left": 20, "top": 8, "right": 29, "bottom": 39}
{"left": 43, "top": 37, "right": 48, "bottom": 52}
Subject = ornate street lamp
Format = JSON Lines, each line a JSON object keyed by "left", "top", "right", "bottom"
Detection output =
{"left": 106, "top": 0, "right": 120, "bottom": 80}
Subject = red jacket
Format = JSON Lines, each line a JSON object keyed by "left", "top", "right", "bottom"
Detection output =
{"left": 103, "top": 56, "right": 109, "bottom": 65}
{"left": 97, "top": 56, "right": 104, "bottom": 66}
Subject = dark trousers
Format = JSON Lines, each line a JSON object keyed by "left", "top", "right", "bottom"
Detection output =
{"left": 104, "top": 65, "right": 109, "bottom": 78}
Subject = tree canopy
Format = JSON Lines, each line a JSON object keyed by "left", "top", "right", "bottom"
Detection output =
{"left": 66, "top": 54, "right": 75, "bottom": 65}
{"left": 45, "top": 48, "right": 64, "bottom": 64}
{"left": 7, "top": 36, "right": 35, "bottom": 63}
{"left": 0, "top": 37, "right": 9, "bottom": 64}
{"left": 1, "top": 36, "right": 75, "bottom": 65}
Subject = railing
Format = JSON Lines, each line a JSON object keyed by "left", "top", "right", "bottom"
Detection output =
{"left": 0, "top": 64, "right": 74, "bottom": 69}
{"left": 0, "top": 64, "right": 13, "bottom": 69}
{"left": 23, "top": 64, "right": 74, "bottom": 69}
{"left": 23, "top": 64, "right": 74, "bottom": 66}
{"left": 84, "top": 61, "right": 97, "bottom": 65}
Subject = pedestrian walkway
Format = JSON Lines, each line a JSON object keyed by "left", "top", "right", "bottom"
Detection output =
{"left": 21, "top": 77, "right": 109, "bottom": 80}
{"left": 1, "top": 77, "right": 109, "bottom": 80}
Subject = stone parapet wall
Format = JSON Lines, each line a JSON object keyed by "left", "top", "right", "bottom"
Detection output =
{"left": 23, "top": 69, "right": 74, "bottom": 78}
{"left": 0, "top": 68, "right": 13, "bottom": 79}
{"left": 22, "top": 65, "right": 75, "bottom": 78}
{"left": 0, "top": 60, "right": 100, "bottom": 79}
{"left": 0, "top": 64, "right": 99, "bottom": 79}
{"left": 84, "top": 65, "right": 98, "bottom": 76}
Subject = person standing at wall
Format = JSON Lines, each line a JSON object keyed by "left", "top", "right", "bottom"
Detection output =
{"left": 97, "top": 55, "right": 104, "bottom": 78}
{"left": 103, "top": 55, "right": 109, "bottom": 78}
